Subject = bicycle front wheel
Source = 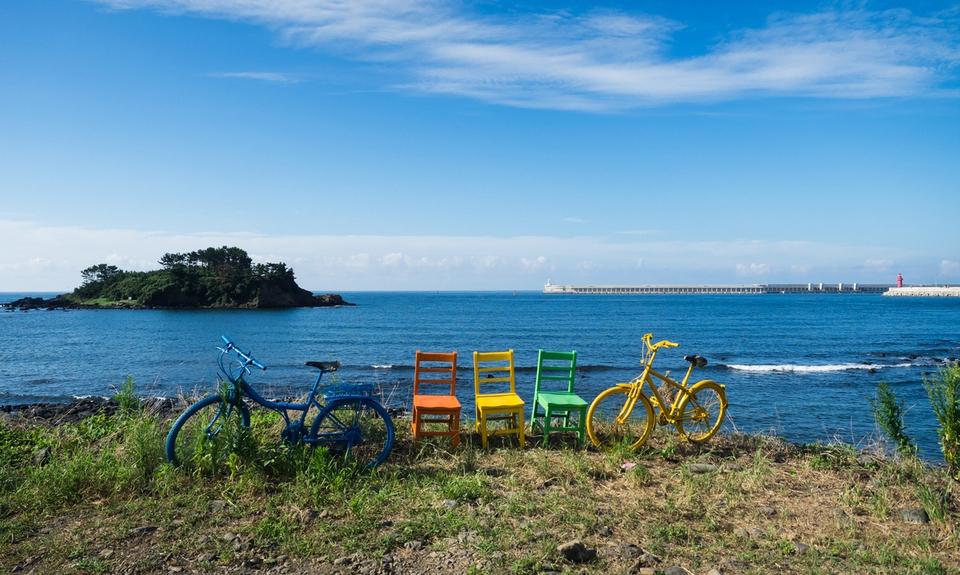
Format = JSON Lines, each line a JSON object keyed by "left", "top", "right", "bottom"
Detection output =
{"left": 674, "top": 380, "right": 727, "bottom": 443}
{"left": 165, "top": 394, "right": 251, "bottom": 468}
{"left": 310, "top": 397, "right": 395, "bottom": 469}
{"left": 585, "top": 386, "right": 655, "bottom": 450}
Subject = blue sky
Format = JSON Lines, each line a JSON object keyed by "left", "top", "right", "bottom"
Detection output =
{"left": 1, "top": 0, "right": 958, "bottom": 290}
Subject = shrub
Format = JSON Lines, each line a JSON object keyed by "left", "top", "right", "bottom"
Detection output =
{"left": 871, "top": 382, "right": 916, "bottom": 457}
{"left": 924, "top": 364, "right": 960, "bottom": 480}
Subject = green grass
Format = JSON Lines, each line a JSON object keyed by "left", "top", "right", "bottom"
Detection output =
{"left": 1, "top": 404, "right": 958, "bottom": 575}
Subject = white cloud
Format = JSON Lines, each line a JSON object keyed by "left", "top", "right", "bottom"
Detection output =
{"left": 736, "top": 263, "right": 771, "bottom": 277}
{"left": 941, "top": 259, "right": 960, "bottom": 276}
{"left": 95, "top": 1, "right": 960, "bottom": 111}
{"left": 863, "top": 258, "right": 894, "bottom": 271}
{"left": 0, "top": 219, "right": 926, "bottom": 290}
{"left": 208, "top": 71, "right": 300, "bottom": 84}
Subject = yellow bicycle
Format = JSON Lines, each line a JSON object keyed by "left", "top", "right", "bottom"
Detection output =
{"left": 585, "top": 333, "right": 727, "bottom": 449}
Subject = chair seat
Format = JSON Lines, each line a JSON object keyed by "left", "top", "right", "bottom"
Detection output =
{"left": 413, "top": 394, "right": 461, "bottom": 410}
{"left": 477, "top": 392, "right": 524, "bottom": 411}
{"left": 536, "top": 391, "right": 588, "bottom": 409}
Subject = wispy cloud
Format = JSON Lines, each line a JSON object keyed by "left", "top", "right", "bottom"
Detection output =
{"left": 0, "top": 219, "right": 920, "bottom": 290}
{"left": 208, "top": 71, "right": 299, "bottom": 84}
{"left": 96, "top": 1, "right": 960, "bottom": 111}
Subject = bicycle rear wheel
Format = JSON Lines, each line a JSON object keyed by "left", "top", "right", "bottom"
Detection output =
{"left": 310, "top": 397, "right": 394, "bottom": 469}
{"left": 674, "top": 380, "right": 727, "bottom": 443}
{"left": 585, "top": 386, "right": 655, "bottom": 450}
{"left": 165, "top": 394, "right": 251, "bottom": 468}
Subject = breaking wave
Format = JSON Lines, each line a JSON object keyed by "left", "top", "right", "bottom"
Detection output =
{"left": 724, "top": 362, "right": 914, "bottom": 373}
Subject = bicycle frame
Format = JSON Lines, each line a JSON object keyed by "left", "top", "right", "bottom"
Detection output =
{"left": 616, "top": 342, "right": 699, "bottom": 424}
{"left": 217, "top": 346, "right": 327, "bottom": 438}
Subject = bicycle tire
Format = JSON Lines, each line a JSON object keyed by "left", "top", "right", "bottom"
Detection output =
{"left": 585, "top": 386, "right": 655, "bottom": 450}
{"left": 674, "top": 380, "right": 727, "bottom": 443}
{"left": 310, "top": 396, "right": 394, "bottom": 469}
{"left": 165, "top": 394, "right": 251, "bottom": 467}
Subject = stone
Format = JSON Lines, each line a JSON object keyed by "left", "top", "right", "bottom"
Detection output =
{"left": 794, "top": 542, "right": 811, "bottom": 555}
{"left": 441, "top": 499, "right": 459, "bottom": 510}
{"left": 98, "top": 549, "right": 114, "bottom": 559}
{"left": 600, "top": 541, "right": 641, "bottom": 561}
{"left": 222, "top": 532, "right": 237, "bottom": 542}
{"left": 404, "top": 540, "right": 424, "bottom": 551}
{"left": 333, "top": 556, "right": 352, "bottom": 566}
{"left": 662, "top": 567, "right": 692, "bottom": 575}
{"left": 758, "top": 506, "right": 776, "bottom": 517}
{"left": 899, "top": 508, "right": 930, "bottom": 524}
{"left": 856, "top": 454, "right": 878, "bottom": 466}
{"left": 705, "top": 569, "right": 722, "bottom": 575}
{"left": 621, "top": 462, "right": 637, "bottom": 472}
{"left": 32, "top": 447, "right": 51, "bottom": 466}
{"left": 210, "top": 500, "right": 228, "bottom": 513}
{"left": 128, "top": 525, "right": 157, "bottom": 537}
{"left": 557, "top": 540, "right": 597, "bottom": 563}
{"left": 596, "top": 525, "right": 613, "bottom": 537}
{"left": 629, "top": 550, "right": 662, "bottom": 569}
{"left": 734, "top": 526, "right": 764, "bottom": 540}
{"left": 689, "top": 463, "right": 717, "bottom": 474}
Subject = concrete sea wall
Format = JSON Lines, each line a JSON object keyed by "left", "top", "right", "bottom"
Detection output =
{"left": 883, "top": 287, "right": 960, "bottom": 297}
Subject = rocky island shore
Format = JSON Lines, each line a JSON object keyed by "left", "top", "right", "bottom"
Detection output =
{"left": 2, "top": 246, "right": 352, "bottom": 310}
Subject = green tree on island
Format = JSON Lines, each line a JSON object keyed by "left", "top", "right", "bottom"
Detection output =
{"left": 61, "top": 246, "right": 347, "bottom": 309}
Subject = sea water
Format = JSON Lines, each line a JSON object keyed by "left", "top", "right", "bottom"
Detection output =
{"left": 1, "top": 291, "right": 957, "bottom": 460}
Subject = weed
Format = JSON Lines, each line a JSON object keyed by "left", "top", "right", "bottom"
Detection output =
{"left": 114, "top": 375, "right": 140, "bottom": 416}
{"left": 924, "top": 364, "right": 960, "bottom": 479}
{"left": 915, "top": 481, "right": 950, "bottom": 525}
{"left": 871, "top": 382, "right": 916, "bottom": 457}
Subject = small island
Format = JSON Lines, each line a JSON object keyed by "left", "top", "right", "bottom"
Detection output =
{"left": 4, "top": 246, "right": 352, "bottom": 309}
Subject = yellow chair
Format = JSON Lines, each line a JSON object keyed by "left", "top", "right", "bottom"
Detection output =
{"left": 473, "top": 350, "right": 525, "bottom": 448}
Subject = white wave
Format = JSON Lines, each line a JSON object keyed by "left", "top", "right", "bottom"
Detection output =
{"left": 726, "top": 362, "right": 913, "bottom": 373}
{"left": 371, "top": 364, "right": 394, "bottom": 369}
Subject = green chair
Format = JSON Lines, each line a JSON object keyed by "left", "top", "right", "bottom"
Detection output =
{"left": 529, "top": 350, "right": 587, "bottom": 446}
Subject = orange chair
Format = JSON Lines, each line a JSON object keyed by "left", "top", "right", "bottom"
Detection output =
{"left": 411, "top": 351, "right": 461, "bottom": 446}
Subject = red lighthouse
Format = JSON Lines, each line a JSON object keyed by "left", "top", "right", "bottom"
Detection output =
{"left": 897, "top": 273, "right": 903, "bottom": 288}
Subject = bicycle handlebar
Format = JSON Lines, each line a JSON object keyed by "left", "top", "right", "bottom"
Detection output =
{"left": 220, "top": 335, "right": 267, "bottom": 370}
{"left": 642, "top": 332, "right": 680, "bottom": 352}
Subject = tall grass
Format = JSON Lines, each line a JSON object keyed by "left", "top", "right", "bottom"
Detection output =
{"left": 114, "top": 375, "right": 139, "bottom": 415}
{"left": 871, "top": 382, "right": 916, "bottom": 457}
{"left": 924, "top": 365, "right": 960, "bottom": 479}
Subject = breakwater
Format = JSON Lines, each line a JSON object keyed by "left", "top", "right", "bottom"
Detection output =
{"left": 543, "top": 282, "right": 891, "bottom": 294}
{"left": 884, "top": 286, "right": 960, "bottom": 297}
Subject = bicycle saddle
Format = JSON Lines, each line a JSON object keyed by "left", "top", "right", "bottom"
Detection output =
{"left": 306, "top": 360, "right": 341, "bottom": 372}
{"left": 683, "top": 354, "right": 708, "bottom": 368}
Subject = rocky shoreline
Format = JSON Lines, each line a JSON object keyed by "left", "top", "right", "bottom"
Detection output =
{"left": 1, "top": 292, "right": 353, "bottom": 311}
{"left": 1, "top": 396, "right": 406, "bottom": 426}
{"left": 0, "top": 396, "right": 181, "bottom": 425}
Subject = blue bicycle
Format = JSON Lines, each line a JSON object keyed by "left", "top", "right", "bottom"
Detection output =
{"left": 165, "top": 336, "right": 395, "bottom": 469}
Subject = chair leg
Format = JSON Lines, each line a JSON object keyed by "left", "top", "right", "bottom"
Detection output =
{"left": 576, "top": 407, "right": 586, "bottom": 447}
{"left": 542, "top": 405, "right": 552, "bottom": 447}
{"left": 412, "top": 408, "right": 418, "bottom": 441}
{"left": 518, "top": 409, "right": 525, "bottom": 449}
{"left": 480, "top": 414, "right": 488, "bottom": 449}
{"left": 451, "top": 412, "right": 460, "bottom": 447}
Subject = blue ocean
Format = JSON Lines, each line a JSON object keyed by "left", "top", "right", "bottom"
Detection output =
{"left": 1, "top": 291, "right": 957, "bottom": 460}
